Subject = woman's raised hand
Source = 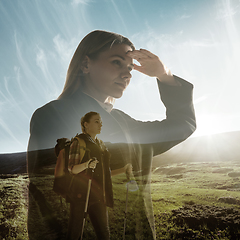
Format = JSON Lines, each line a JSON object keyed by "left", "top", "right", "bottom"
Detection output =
{"left": 127, "top": 49, "right": 180, "bottom": 86}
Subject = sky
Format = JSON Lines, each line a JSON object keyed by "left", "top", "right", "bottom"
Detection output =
{"left": 0, "top": 0, "right": 240, "bottom": 153}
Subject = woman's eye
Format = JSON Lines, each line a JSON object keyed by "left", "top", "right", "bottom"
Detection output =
{"left": 112, "top": 60, "right": 121, "bottom": 66}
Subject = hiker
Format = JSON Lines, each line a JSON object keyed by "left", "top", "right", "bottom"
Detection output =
{"left": 27, "top": 30, "right": 196, "bottom": 239}
{"left": 67, "top": 111, "right": 126, "bottom": 240}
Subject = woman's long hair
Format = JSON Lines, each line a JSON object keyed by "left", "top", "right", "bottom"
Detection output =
{"left": 58, "top": 30, "right": 135, "bottom": 100}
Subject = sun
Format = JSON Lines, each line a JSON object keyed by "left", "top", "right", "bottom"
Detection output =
{"left": 193, "top": 114, "right": 227, "bottom": 137}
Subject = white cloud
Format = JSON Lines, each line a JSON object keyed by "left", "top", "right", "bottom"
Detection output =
{"left": 35, "top": 46, "right": 61, "bottom": 100}
{"left": 216, "top": 0, "right": 238, "bottom": 20}
{"left": 71, "top": 0, "right": 91, "bottom": 6}
{"left": 2, "top": 77, "right": 17, "bottom": 109}
{"left": 53, "top": 34, "right": 77, "bottom": 64}
{"left": 14, "top": 66, "right": 25, "bottom": 97}
{"left": 184, "top": 39, "right": 220, "bottom": 48}
{"left": 14, "top": 31, "right": 36, "bottom": 83}
{"left": 110, "top": 0, "right": 129, "bottom": 34}
{"left": 179, "top": 14, "right": 191, "bottom": 20}
{"left": 36, "top": 48, "right": 47, "bottom": 75}
{"left": 0, "top": 118, "right": 24, "bottom": 147}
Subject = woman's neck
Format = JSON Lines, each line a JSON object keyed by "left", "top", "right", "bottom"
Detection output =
{"left": 86, "top": 132, "right": 96, "bottom": 140}
{"left": 83, "top": 83, "right": 108, "bottom": 103}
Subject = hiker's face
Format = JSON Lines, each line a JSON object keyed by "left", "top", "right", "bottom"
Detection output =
{"left": 84, "top": 114, "right": 102, "bottom": 136}
{"left": 84, "top": 44, "right": 134, "bottom": 101}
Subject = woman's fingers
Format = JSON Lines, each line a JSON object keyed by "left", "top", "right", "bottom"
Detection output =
{"left": 127, "top": 49, "right": 165, "bottom": 77}
{"left": 128, "top": 51, "right": 148, "bottom": 61}
{"left": 127, "top": 49, "right": 157, "bottom": 60}
{"left": 138, "top": 48, "right": 158, "bottom": 58}
{"left": 88, "top": 159, "right": 99, "bottom": 169}
{"left": 125, "top": 163, "right": 133, "bottom": 175}
{"left": 127, "top": 49, "right": 177, "bottom": 85}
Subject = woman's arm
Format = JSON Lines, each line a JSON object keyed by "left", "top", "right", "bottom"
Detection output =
{"left": 111, "top": 76, "right": 196, "bottom": 157}
{"left": 71, "top": 161, "right": 88, "bottom": 174}
{"left": 111, "top": 163, "right": 132, "bottom": 176}
{"left": 68, "top": 139, "right": 98, "bottom": 174}
{"left": 71, "top": 159, "right": 99, "bottom": 174}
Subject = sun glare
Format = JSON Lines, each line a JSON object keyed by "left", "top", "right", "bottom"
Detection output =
{"left": 194, "top": 115, "right": 226, "bottom": 137}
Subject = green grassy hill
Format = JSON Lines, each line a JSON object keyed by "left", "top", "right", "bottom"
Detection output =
{"left": 1, "top": 131, "right": 240, "bottom": 239}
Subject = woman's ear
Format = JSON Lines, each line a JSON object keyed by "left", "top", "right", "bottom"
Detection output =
{"left": 84, "top": 121, "right": 88, "bottom": 131}
{"left": 81, "top": 56, "right": 91, "bottom": 74}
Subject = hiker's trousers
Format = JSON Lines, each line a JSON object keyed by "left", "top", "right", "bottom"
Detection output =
{"left": 66, "top": 201, "right": 110, "bottom": 240}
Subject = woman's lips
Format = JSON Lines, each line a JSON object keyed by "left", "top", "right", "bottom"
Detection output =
{"left": 115, "top": 82, "right": 127, "bottom": 89}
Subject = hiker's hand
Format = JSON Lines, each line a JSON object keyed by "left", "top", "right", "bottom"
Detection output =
{"left": 88, "top": 159, "right": 99, "bottom": 169}
{"left": 125, "top": 163, "right": 133, "bottom": 180}
{"left": 125, "top": 163, "right": 133, "bottom": 175}
{"left": 127, "top": 49, "right": 180, "bottom": 86}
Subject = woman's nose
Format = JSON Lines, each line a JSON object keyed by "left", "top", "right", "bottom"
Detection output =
{"left": 121, "top": 68, "right": 132, "bottom": 79}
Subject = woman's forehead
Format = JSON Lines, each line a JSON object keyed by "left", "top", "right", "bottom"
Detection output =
{"left": 91, "top": 114, "right": 101, "bottom": 120}
{"left": 102, "top": 44, "right": 133, "bottom": 57}
{"left": 99, "top": 44, "right": 133, "bottom": 64}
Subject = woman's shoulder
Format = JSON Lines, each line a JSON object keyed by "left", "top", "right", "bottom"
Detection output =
{"left": 74, "top": 133, "right": 86, "bottom": 141}
{"left": 35, "top": 99, "right": 69, "bottom": 113}
{"left": 72, "top": 134, "right": 86, "bottom": 147}
{"left": 31, "top": 99, "right": 70, "bottom": 122}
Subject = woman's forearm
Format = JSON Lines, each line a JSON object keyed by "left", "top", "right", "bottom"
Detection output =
{"left": 71, "top": 161, "right": 88, "bottom": 174}
{"left": 111, "top": 166, "right": 126, "bottom": 176}
{"left": 111, "top": 163, "right": 132, "bottom": 177}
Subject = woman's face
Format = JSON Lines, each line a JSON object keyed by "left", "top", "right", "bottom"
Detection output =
{"left": 84, "top": 44, "right": 134, "bottom": 102}
{"left": 84, "top": 114, "right": 102, "bottom": 136}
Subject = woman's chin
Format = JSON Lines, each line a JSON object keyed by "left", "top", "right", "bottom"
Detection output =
{"left": 111, "top": 91, "right": 124, "bottom": 99}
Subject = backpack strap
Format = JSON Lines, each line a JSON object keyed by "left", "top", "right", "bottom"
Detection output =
{"left": 64, "top": 141, "right": 71, "bottom": 174}
{"left": 74, "top": 136, "right": 86, "bottom": 164}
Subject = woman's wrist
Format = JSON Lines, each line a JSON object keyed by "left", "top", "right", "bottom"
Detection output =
{"left": 157, "top": 74, "right": 181, "bottom": 86}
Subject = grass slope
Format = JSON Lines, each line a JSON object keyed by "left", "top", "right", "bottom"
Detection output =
{"left": 1, "top": 160, "right": 240, "bottom": 239}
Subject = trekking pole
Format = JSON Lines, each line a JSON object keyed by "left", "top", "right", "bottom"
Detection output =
{"left": 80, "top": 157, "right": 97, "bottom": 240}
{"left": 123, "top": 181, "right": 129, "bottom": 240}
{"left": 123, "top": 179, "right": 139, "bottom": 240}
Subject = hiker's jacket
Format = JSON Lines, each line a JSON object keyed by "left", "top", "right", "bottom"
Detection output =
{"left": 69, "top": 133, "right": 113, "bottom": 207}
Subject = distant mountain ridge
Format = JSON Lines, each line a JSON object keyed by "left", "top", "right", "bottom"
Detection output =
{"left": 153, "top": 131, "right": 240, "bottom": 167}
{"left": 0, "top": 131, "right": 239, "bottom": 174}
{"left": 0, "top": 148, "right": 56, "bottom": 174}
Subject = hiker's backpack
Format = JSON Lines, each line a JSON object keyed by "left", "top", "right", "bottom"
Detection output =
{"left": 53, "top": 136, "right": 86, "bottom": 198}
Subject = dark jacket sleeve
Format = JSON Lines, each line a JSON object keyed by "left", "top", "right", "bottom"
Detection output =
{"left": 111, "top": 76, "right": 196, "bottom": 157}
